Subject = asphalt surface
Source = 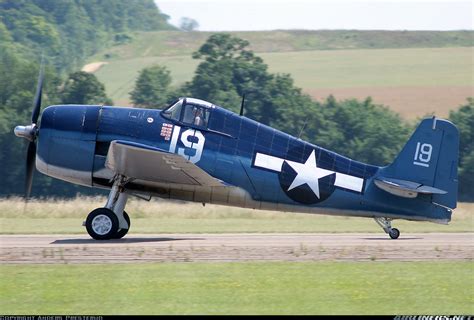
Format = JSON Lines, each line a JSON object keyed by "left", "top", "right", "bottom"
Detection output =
{"left": 1, "top": 233, "right": 472, "bottom": 264}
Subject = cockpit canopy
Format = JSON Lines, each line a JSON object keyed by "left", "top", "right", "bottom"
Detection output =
{"left": 162, "top": 98, "right": 214, "bottom": 128}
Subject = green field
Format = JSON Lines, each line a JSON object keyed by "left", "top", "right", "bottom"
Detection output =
{"left": 90, "top": 30, "right": 474, "bottom": 60}
{"left": 1, "top": 198, "right": 472, "bottom": 234}
{"left": 1, "top": 262, "right": 472, "bottom": 314}
{"left": 96, "top": 47, "right": 472, "bottom": 102}
{"left": 90, "top": 30, "right": 473, "bottom": 119}
{"left": 262, "top": 47, "right": 473, "bottom": 88}
{"left": 95, "top": 54, "right": 198, "bottom": 103}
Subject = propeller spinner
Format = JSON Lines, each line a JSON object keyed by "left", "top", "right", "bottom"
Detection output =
{"left": 13, "top": 64, "right": 44, "bottom": 199}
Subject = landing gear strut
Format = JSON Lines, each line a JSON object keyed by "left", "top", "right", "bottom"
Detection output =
{"left": 374, "top": 217, "right": 400, "bottom": 239}
{"left": 85, "top": 175, "right": 131, "bottom": 240}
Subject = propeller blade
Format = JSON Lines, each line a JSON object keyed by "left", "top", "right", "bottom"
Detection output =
{"left": 31, "top": 63, "right": 44, "bottom": 124}
{"left": 25, "top": 141, "right": 36, "bottom": 199}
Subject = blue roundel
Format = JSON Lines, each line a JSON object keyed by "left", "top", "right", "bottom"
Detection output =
{"left": 278, "top": 147, "right": 336, "bottom": 204}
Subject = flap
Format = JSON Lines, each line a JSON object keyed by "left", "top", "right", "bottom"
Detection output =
{"left": 105, "top": 140, "right": 223, "bottom": 187}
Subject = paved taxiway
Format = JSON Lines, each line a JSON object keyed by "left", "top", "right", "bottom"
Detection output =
{"left": 1, "top": 233, "right": 472, "bottom": 264}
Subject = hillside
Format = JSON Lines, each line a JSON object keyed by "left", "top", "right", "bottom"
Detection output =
{"left": 0, "top": 0, "right": 175, "bottom": 72}
{"left": 89, "top": 30, "right": 474, "bottom": 119}
{"left": 91, "top": 30, "right": 474, "bottom": 59}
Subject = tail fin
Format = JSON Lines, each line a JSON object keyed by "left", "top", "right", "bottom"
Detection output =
{"left": 381, "top": 117, "right": 459, "bottom": 209}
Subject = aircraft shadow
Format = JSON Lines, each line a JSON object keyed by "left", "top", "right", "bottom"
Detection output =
{"left": 51, "top": 237, "right": 203, "bottom": 244}
{"left": 361, "top": 237, "right": 423, "bottom": 241}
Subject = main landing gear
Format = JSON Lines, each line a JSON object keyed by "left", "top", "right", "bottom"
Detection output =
{"left": 374, "top": 217, "right": 400, "bottom": 239}
{"left": 84, "top": 175, "right": 131, "bottom": 240}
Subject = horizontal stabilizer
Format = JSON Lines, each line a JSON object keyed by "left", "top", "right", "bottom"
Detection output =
{"left": 374, "top": 177, "right": 447, "bottom": 199}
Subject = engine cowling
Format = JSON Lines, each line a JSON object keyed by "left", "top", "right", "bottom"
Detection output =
{"left": 36, "top": 105, "right": 101, "bottom": 187}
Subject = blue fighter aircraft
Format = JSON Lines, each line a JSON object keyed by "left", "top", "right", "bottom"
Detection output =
{"left": 14, "top": 70, "right": 459, "bottom": 240}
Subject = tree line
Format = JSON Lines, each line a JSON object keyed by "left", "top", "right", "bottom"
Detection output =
{"left": 0, "top": 0, "right": 174, "bottom": 73}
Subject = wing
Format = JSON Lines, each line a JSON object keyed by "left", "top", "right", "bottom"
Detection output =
{"left": 105, "top": 140, "right": 223, "bottom": 187}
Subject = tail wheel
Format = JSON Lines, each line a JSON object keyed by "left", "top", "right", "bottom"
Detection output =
{"left": 374, "top": 217, "right": 400, "bottom": 240}
{"left": 389, "top": 228, "right": 400, "bottom": 239}
{"left": 112, "top": 211, "right": 130, "bottom": 239}
{"left": 86, "top": 208, "right": 119, "bottom": 240}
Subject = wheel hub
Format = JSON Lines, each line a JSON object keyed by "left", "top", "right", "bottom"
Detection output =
{"left": 91, "top": 214, "right": 112, "bottom": 235}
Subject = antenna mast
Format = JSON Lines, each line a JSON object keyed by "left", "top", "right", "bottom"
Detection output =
{"left": 239, "top": 94, "right": 246, "bottom": 116}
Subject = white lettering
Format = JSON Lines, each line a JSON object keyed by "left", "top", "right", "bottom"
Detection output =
{"left": 177, "top": 129, "right": 205, "bottom": 163}
{"left": 169, "top": 125, "right": 181, "bottom": 152}
{"left": 414, "top": 142, "right": 433, "bottom": 167}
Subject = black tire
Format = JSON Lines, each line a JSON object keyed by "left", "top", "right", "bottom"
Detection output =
{"left": 112, "top": 211, "right": 130, "bottom": 239}
{"left": 389, "top": 228, "right": 400, "bottom": 239}
{"left": 85, "top": 208, "right": 119, "bottom": 240}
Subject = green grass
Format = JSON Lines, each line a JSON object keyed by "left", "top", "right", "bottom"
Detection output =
{"left": 0, "top": 262, "right": 472, "bottom": 314}
{"left": 0, "top": 198, "right": 472, "bottom": 234}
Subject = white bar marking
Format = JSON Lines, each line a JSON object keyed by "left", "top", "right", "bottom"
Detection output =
{"left": 334, "top": 173, "right": 364, "bottom": 192}
{"left": 413, "top": 161, "right": 429, "bottom": 167}
{"left": 254, "top": 153, "right": 284, "bottom": 172}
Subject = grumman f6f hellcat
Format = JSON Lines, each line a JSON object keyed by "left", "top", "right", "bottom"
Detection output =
{"left": 14, "top": 70, "right": 459, "bottom": 240}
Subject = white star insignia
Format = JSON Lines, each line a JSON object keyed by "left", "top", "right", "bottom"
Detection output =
{"left": 286, "top": 150, "right": 334, "bottom": 198}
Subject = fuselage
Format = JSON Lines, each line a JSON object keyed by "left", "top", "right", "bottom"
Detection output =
{"left": 35, "top": 98, "right": 452, "bottom": 223}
